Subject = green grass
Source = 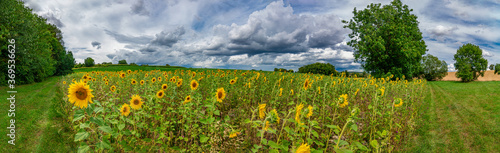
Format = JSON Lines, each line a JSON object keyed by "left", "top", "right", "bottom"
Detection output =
{"left": 406, "top": 81, "right": 500, "bottom": 152}
{"left": 0, "top": 76, "right": 75, "bottom": 152}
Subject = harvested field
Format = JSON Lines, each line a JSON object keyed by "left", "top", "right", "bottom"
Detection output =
{"left": 441, "top": 70, "right": 500, "bottom": 81}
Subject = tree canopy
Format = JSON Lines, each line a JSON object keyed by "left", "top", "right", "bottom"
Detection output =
{"left": 453, "top": 43, "right": 488, "bottom": 82}
{"left": 298, "top": 62, "right": 338, "bottom": 76}
{"left": 1, "top": 0, "right": 74, "bottom": 85}
{"left": 343, "top": 0, "right": 427, "bottom": 80}
{"left": 421, "top": 54, "right": 448, "bottom": 81}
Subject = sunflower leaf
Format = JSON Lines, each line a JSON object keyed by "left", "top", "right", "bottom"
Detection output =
{"left": 73, "top": 110, "right": 85, "bottom": 122}
{"left": 77, "top": 143, "right": 90, "bottom": 153}
{"left": 74, "top": 131, "right": 89, "bottom": 142}
{"left": 99, "top": 126, "right": 112, "bottom": 134}
{"left": 199, "top": 135, "right": 209, "bottom": 143}
{"left": 90, "top": 117, "right": 105, "bottom": 126}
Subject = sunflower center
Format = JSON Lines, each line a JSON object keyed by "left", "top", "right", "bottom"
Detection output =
{"left": 159, "top": 92, "right": 163, "bottom": 96}
{"left": 163, "top": 86, "right": 167, "bottom": 90}
{"left": 133, "top": 99, "right": 140, "bottom": 105}
{"left": 75, "top": 88, "right": 87, "bottom": 100}
{"left": 192, "top": 83, "right": 197, "bottom": 88}
{"left": 187, "top": 97, "right": 191, "bottom": 100}
{"left": 124, "top": 107, "right": 128, "bottom": 112}
{"left": 218, "top": 92, "right": 223, "bottom": 99}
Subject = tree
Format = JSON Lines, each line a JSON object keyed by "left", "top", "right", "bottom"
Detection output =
{"left": 84, "top": 57, "right": 95, "bottom": 67}
{"left": 298, "top": 62, "right": 338, "bottom": 76}
{"left": 119, "top": 59, "right": 127, "bottom": 64}
{"left": 489, "top": 64, "right": 494, "bottom": 70}
{"left": 421, "top": 54, "right": 447, "bottom": 81}
{"left": 343, "top": 0, "right": 427, "bottom": 80}
{"left": 453, "top": 43, "right": 488, "bottom": 82}
{"left": 495, "top": 64, "right": 500, "bottom": 75}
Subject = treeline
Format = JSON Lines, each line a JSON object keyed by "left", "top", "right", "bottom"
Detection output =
{"left": 0, "top": 0, "right": 74, "bottom": 85}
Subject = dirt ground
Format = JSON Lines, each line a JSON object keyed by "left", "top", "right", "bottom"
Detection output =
{"left": 441, "top": 70, "right": 500, "bottom": 81}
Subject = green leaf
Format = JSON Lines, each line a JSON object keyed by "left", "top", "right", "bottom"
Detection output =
{"left": 214, "top": 110, "right": 220, "bottom": 115}
{"left": 261, "top": 138, "right": 268, "bottom": 145}
{"left": 353, "top": 141, "right": 369, "bottom": 151}
{"left": 94, "top": 107, "right": 103, "bottom": 114}
{"left": 338, "top": 140, "right": 349, "bottom": 147}
{"left": 99, "top": 126, "right": 112, "bottom": 134}
{"left": 311, "top": 130, "right": 319, "bottom": 138}
{"left": 97, "top": 138, "right": 111, "bottom": 149}
{"left": 370, "top": 140, "right": 379, "bottom": 149}
{"left": 350, "top": 124, "right": 358, "bottom": 131}
{"left": 74, "top": 131, "right": 89, "bottom": 142}
{"left": 79, "top": 122, "right": 90, "bottom": 129}
{"left": 200, "top": 135, "right": 209, "bottom": 143}
{"left": 78, "top": 143, "right": 90, "bottom": 153}
{"left": 73, "top": 109, "right": 85, "bottom": 122}
{"left": 118, "top": 123, "right": 125, "bottom": 131}
{"left": 268, "top": 140, "right": 280, "bottom": 149}
{"left": 90, "top": 117, "right": 105, "bottom": 126}
{"left": 333, "top": 148, "right": 353, "bottom": 153}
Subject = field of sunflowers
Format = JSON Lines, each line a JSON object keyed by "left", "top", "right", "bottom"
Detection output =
{"left": 59, "top": 69, "right": 425, "bottom": 152}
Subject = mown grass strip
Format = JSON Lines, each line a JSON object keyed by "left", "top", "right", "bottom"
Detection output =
{"left": 0, "top": 76, "right": 75, "bottom": 152}
{"left": 407, "top": 81, "right": 500, "bottom": 152}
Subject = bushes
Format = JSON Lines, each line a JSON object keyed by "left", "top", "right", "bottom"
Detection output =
{"left": 298, "top": 62, "right": 339, "bottom": 76}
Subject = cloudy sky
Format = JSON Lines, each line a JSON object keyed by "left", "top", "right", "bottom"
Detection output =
{"left": 23, "top": 0, "right": 500, "bottom": 72}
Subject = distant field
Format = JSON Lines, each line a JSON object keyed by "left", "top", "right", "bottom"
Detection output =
{"left": 442, "top": 70, "right": 500, "bottom": 81}
{"left": 72, "top": 65, "right": 187, "bottom": 73}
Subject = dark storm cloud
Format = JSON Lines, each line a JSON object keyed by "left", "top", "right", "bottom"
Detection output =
{"left": 130, "top": 0, "right": 149, "bottom": 16}
{"left": 150, "top": 27, "right": 186, "bottom": 47}
{"left": 104, "top": 30, "right": 153, "bottom": 44}
{"left": 91, "top": 41, "right": 101, "bottom": 49}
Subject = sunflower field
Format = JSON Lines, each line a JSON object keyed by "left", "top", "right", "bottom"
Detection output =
{"left": 58, "top": 69, "right": 425, "bottom": 152}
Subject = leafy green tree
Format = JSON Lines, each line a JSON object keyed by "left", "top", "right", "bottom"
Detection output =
{"left": 421, "top": 54, "right": 448, "bottom": 81}
{"left": 84, "top": 57, "right": 95, "bottom": 67}
{"left": 495, "top": 64, "right": 500, "bottom": 75}
{"left": 119, "top": 59, "right": 127, "bottom": 64}
{"left": 298, "top": 62, "right": 338, "bottom": 76}
{"left": 489, "top": 64, "right": 494, "bottom": 70}
{"left": 453, "top": 43, "right": 488, "bottom": 82}
{"left": 342, "top": 0, "right": 427, "bottom": 80}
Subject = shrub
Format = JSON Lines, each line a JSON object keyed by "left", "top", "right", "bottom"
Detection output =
{"left": 298, "top": 62, "right": 339, "bottom": 76}
{"left": 118, "top": 59, "right": 127, "bottom": 64}
{"left": 421, "top": 54, "right": 448, "bottom": 81}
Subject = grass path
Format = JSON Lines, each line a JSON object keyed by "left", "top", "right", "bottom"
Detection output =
{"left": 0, "top": 76, "right": 74, "bottom": 152}
{"left": 407, "top": 81, "right": 500, "bottom": 152}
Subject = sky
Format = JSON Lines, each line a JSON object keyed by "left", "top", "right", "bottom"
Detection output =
{"left": 22, "top": 0, "right": 500, "bottom": 72}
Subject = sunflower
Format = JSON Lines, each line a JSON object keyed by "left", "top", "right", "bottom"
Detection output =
{"left": 170, "top": 77, "right": 176, "bottom": 83}
{"left": 183, "top": 95, "right": 192, "bottom": 105}
{"left": 176, "top": 79, "right": 183, "bottom": 87}
{"left": 394, "top": 98, "right": 403, "bottom": 107}
{"left": 339, "top": 94, "right": 348, "bottom": 108}
{"left": 82, "top": 75, "right": 88, "bottom": 80}
{"left": 215, "top": 87, "right": 226, "bottom": 102}
{"left": 279, "top": 88, "right": 283, "bottom": 97}
{"left": 271, "top": 109, "right": 280, "bottom": 124}
{"left": 295, "top": 103, "right": 304, "bottom": 125}
{"left": 140, "top": 80, "right": 145, "bottom": 85}
{"left": 152, "top": 77, "right": 156, "bottom": 83}
{"left": 161, "top": 84, "right": 168, "bottom": 90}
{"left": 258, "top": 104, "right": 266, "bottom": 119}
{"left": 67, "top": 80, "right": 94, "bottom": 109}
{"left": 129, "top": 95, "right": 143, "bottom": 110}
{"left": 190, "top": 80, "right": 199, "bottom": 90}
{"left": 317, "top": 87, "right": 321, "bottom": 94}
{"left": 229, "top": 131, "right": 241, "bottom": 138}
{"left": 307, "top": 105, "right": 313, "bottom": 118}
{"left": 230, "top": 79, "right": 236, "bottom": 84}
{"left": 290, "top": 89, "right": 294, "bottom": 95}
{"left": 105, "top": 81, "right": 109, "bottom": 85}
{"left": 296, "top": 143, "right": 311, "bottom": 153}
{"left": 127, "top": 70, "right": 132, "bottom": 74}
{"left": 120, "top": 73, "right": 126, "bottom": 78}
{"left": 379, "top": 87, "right": 385, "bottom": 97}
{"left": 120, "top": 104, "right": 131, "bottom": 116}
{"left": 131, "top": 79, "right": 137, "bottom": 85}
{"left": 145, "top": 73, "right": 149, "bottom": 77}
{"left": 63, "top": 81, "right": 66, "bottom": 84}
{"left": 303, "top": 78, "right": 311, "bottom": 90}
{"left": 110, "top": 85, "right": 116, "bottom": 92}
{"left": 156, "top": 90, "right": 165, "bottom": 98}
{"left": 157, "top": 77, "right": 162, "bottom": 82}
{"left": 354, "top": 88, "right": 360, "bottom": 96}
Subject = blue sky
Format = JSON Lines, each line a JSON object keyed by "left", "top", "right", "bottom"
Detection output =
{"left": 23, "top": 0, "right": 500, "bottom": 72}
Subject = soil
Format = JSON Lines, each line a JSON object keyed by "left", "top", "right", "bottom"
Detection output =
{"left": 441, "top": 70, "right": 500, "bottom": 81}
